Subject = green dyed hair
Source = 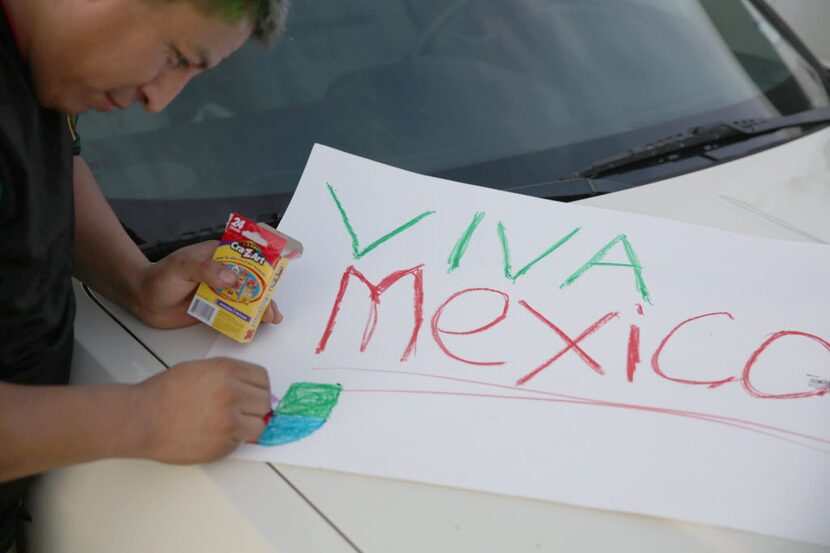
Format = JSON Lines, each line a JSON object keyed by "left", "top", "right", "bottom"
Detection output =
{"left": 163, "top": 0, "right": 290, "bottom": 44}
{"left": 209, "top": 0, "right": 289, "bottom": 43}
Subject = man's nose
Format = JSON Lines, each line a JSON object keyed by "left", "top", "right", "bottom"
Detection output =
{"left": 138, "top": 69, "right": 196, "bottom": 113}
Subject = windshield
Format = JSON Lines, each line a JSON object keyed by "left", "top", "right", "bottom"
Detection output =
{"left": 80, "top": 0, "right": 830, "bottom": 250}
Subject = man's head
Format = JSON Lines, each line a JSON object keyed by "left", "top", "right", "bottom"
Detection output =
{"left": 8, "top": 0, "right": 288, "bottom": 114}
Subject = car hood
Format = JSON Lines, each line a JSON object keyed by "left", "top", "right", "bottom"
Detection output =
{"left": 87, "top": 127, "right": 830, "bottom": 366}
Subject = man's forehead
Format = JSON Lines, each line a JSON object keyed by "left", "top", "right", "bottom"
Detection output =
{"left": 165, "top": 3, "right": 253, "bottom": 66}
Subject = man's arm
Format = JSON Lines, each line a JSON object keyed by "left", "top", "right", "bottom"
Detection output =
{"left": 0, "top": 157, "right": 277, "bottom": 484}
{"left": 0, "top": 358, "right": 271, "bottom": 483}
{"left": 72, "top": 155, "right": 150, "bottom": 318}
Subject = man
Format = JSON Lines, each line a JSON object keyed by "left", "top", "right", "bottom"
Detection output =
{"left": 0, "top": 0, "right": 289, "bottom": 550}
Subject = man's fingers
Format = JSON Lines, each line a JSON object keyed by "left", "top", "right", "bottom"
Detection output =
{"left": 237, "top": 381, "right": 273, "bottom": 417}
{"left": 228, "top": 360, "right": 271, "bottom": 390}
{"left": 262, "top": 302, "right": 283, "bottom": 324}
{"left": 200, "top": 257, "right": 238, "bottom": 290}
{"left": 162, "top": 240, "right": 221, "bottom": 284}
{"left": 235, "top": 413, "right": 268, "bottom": 443}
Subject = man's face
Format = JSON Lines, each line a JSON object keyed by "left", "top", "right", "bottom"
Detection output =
{"left": 29, "top": 0, "right": 253, "bottom": 114}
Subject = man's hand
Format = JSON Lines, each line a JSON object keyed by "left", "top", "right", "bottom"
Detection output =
{"left": 134, "top": 240, "right": 282, "bottom": 329}
{"left": 0, "top": 358, "right": 273, "bottom": 482}
{"left": 72, "top": 157, "right": 281, "bottom": 329}
{"left": 132, "top": 358, "right": 272, "bottom": 464}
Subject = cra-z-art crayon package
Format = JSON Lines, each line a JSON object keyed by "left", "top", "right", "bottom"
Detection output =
{"left": 188, "top": 213, "right": 302, "bottom": 343}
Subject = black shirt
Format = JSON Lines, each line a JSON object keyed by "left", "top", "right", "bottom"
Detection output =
{"left": 0, "top": 4, "right": 76, "bottom": 530}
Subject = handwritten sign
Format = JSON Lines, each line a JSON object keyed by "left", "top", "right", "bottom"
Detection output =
{"left": 211, "top": 145, "right": 830, "bottom": 545}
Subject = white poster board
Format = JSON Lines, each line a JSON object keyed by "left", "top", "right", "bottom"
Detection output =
{"left": 210, "top": 145, "right": 830, "bottom": 545}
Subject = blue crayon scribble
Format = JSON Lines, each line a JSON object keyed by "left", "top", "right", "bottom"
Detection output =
{"left": 258, "top": 415, "right": 327, "bottom": 446}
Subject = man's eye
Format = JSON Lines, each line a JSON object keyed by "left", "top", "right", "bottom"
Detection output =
{"left": 172, "top": 50, "right": 191, "bottom": 69}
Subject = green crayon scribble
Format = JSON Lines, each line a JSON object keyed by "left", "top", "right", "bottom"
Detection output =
{"left": 499, "top": 223, "right": 581, "bottom": 283}
{"left": 560, "top": 233, "right": 652, "bottom": 304}
{"left": 447, "top": 212, "right": 486, "bottom": 273}
{"left": 275, "top": 382, "right": 342, "bottom": 419}
{"left": 327, "top": 184, "right": 435, "bottom": 260}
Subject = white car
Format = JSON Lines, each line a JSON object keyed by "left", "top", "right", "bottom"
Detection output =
{"left": 28, "top": 0, "right": 830, "bottom": 551}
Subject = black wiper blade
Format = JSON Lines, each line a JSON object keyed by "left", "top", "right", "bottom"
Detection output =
{"left": 568, "top": 105, "right": 830, "bottom": 180}
{"left": 506, "top": 177, "right": 631, "bottom": 201}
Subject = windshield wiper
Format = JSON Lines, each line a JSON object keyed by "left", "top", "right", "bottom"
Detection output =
{"left": 505, "top": 176, "right": 632, "bottom": 201}
{"left": 567, "top": 105, "right": 830, "bottom": 180}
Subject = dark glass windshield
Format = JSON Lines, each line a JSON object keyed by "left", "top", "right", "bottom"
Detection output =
{"left": 79, "top": 0, "right": 830, "bottom": 253}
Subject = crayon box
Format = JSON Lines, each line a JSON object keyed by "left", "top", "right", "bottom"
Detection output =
{"left": 188, "top": 213, "right": 302, "bottom": 343}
